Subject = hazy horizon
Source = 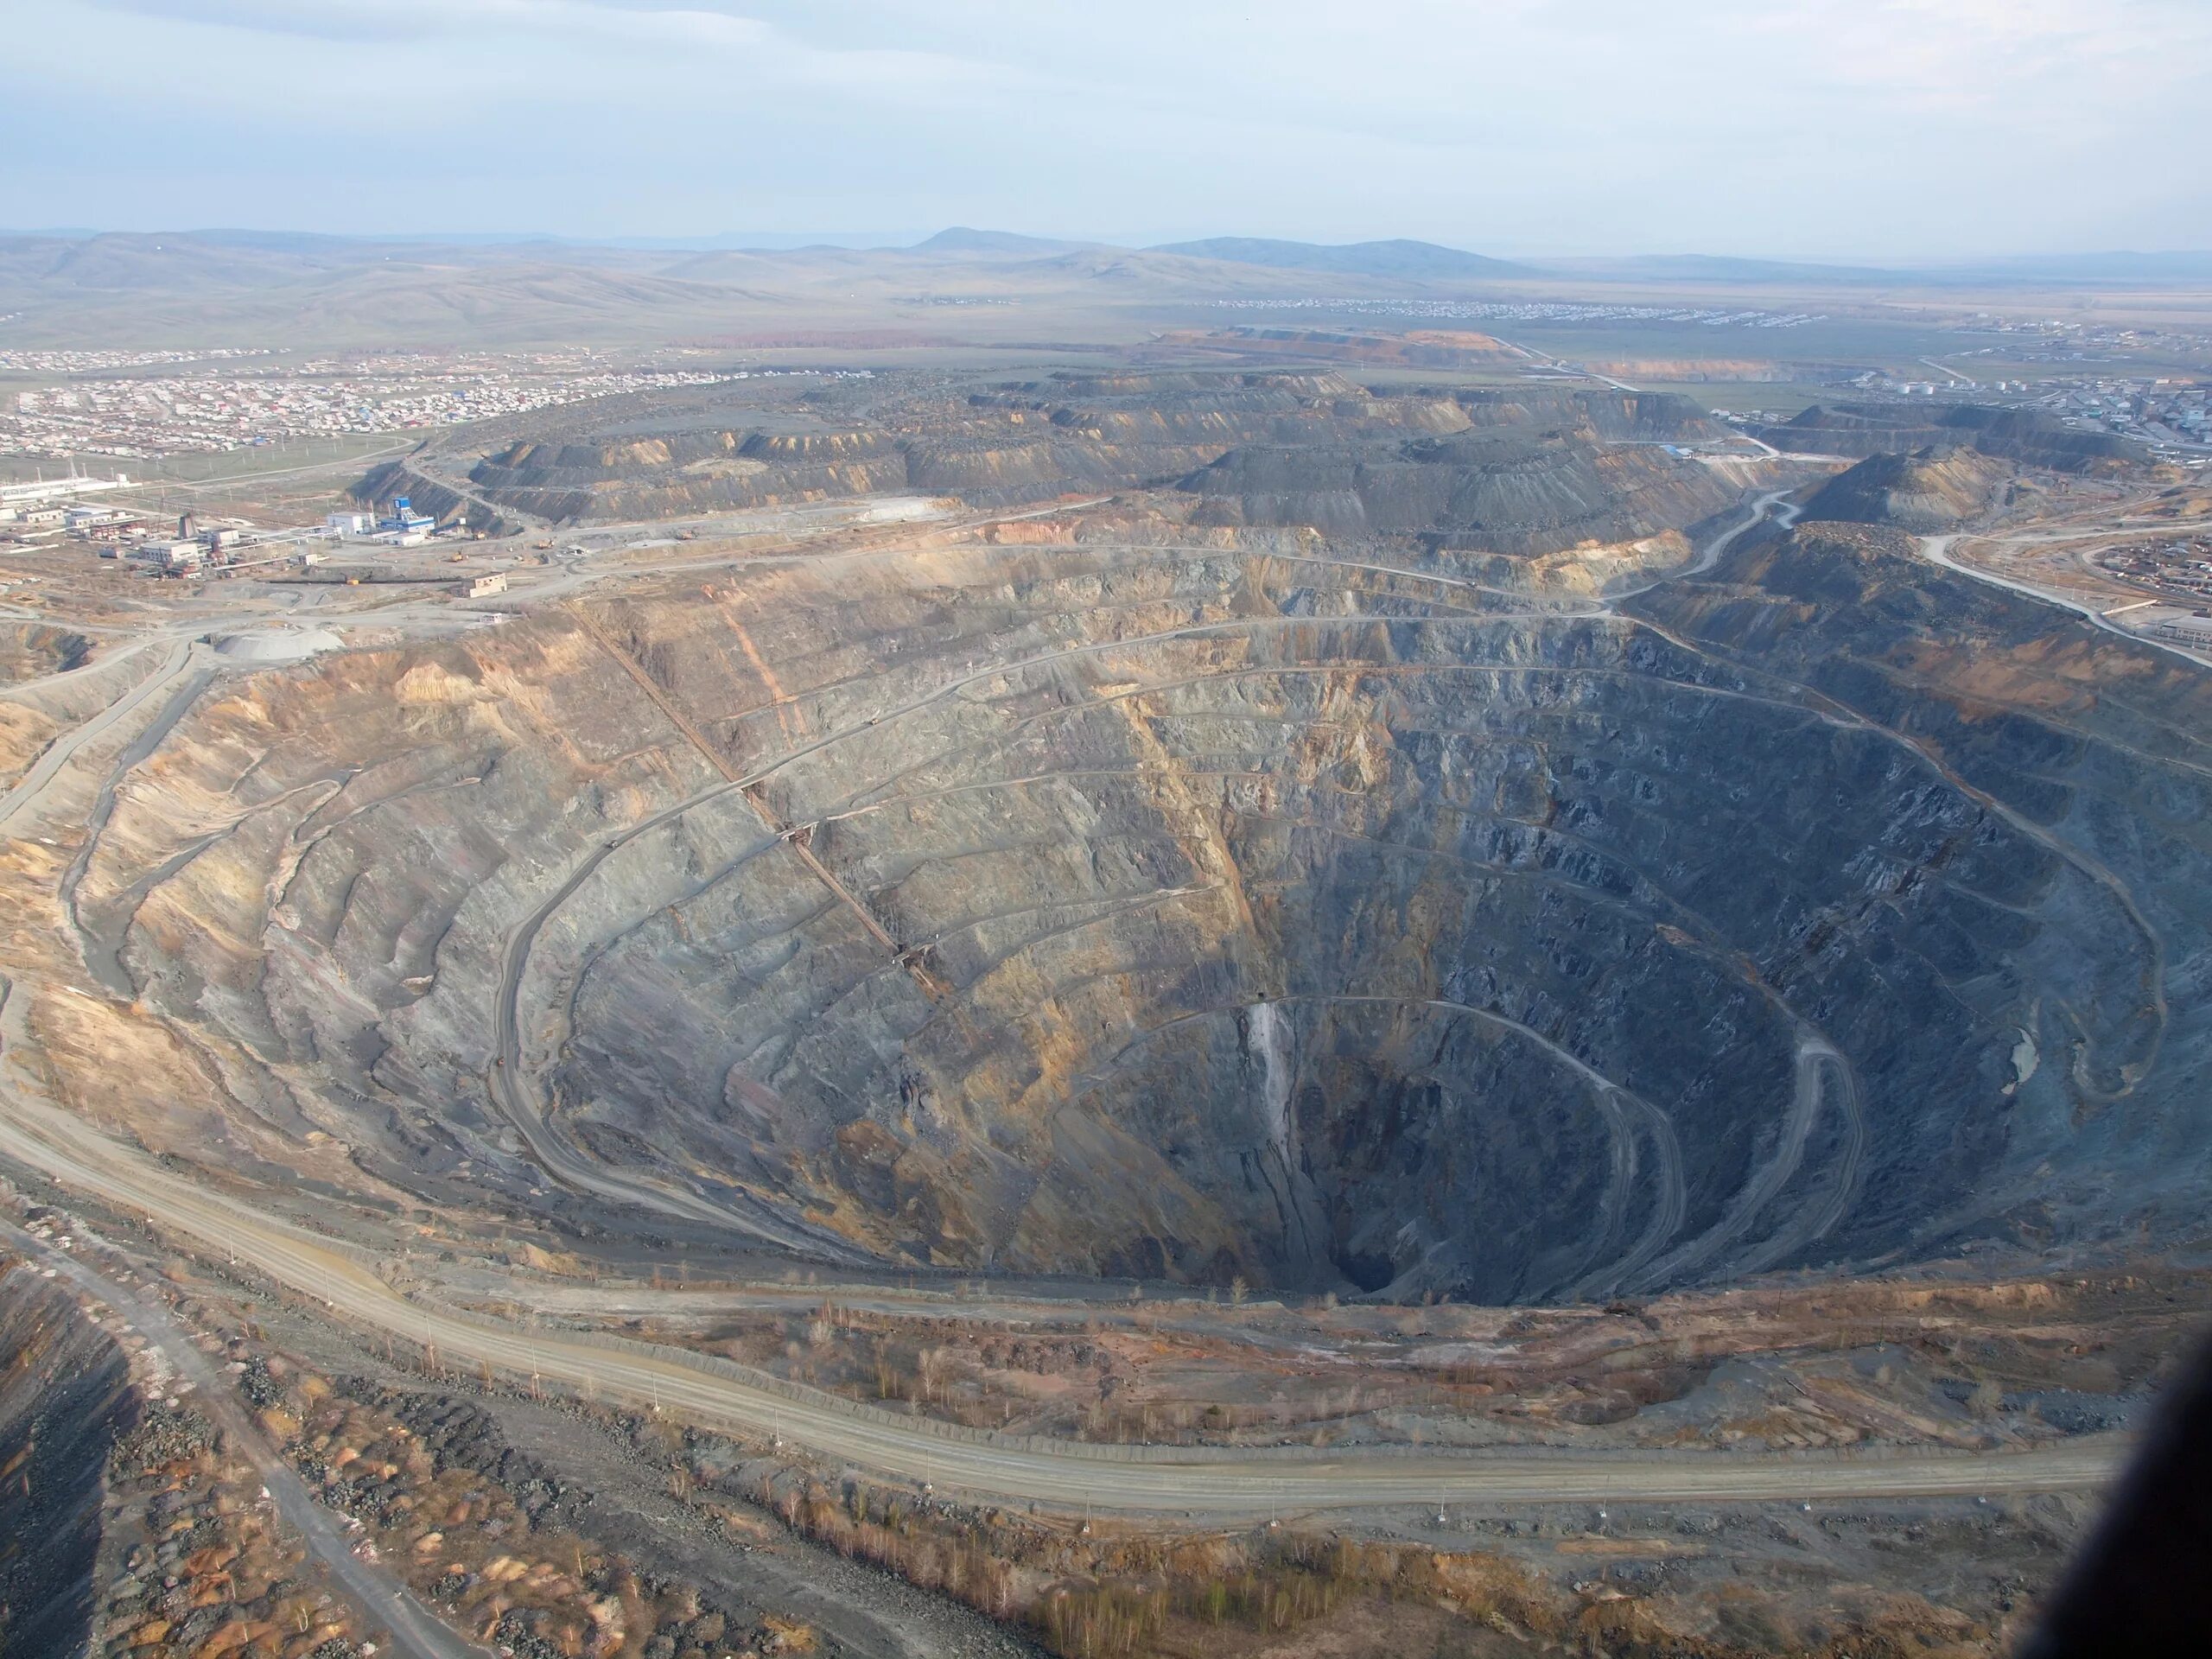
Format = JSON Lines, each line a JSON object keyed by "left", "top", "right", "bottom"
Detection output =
{"left": 7, "top": 1, "right": 2209, "bottom": 264}
{"left": 5, "top": 225, "right": 2212, "bottom": 270}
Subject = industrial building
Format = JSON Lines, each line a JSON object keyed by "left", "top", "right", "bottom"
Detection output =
{"left": 0, "top": 473, "right": 132, "bottom": 510}
{"left": 144, "top": 538, "right": 202, "bottom": 572}
{"left": 377, "top": 497, "right": 438, "bottom": 543}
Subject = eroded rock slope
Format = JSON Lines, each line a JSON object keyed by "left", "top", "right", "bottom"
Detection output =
{"left": 55, "top": 491, "right": 2209, "bottom": 1308}
{"left": 365, "top": 373, "right": 1731, "bottom": 536}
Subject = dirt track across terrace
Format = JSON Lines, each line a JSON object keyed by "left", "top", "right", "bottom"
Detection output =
{"left": 0, "top": 1057, "right": 2128, "bottom": 1520}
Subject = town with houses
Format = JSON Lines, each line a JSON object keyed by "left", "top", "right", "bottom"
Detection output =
{"left": 0, "top": 348, "right": 813, "bottom": 460}
{"left": 2096, "top": 533, "right": 2212, "bottom": 605}
{"left": 2040, "top": 376, "right": 2210, "bottom": 450}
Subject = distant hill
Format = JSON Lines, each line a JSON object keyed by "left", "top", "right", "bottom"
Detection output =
{"left": 0, "top": 229, "right": 674, "bottom": 295}
{"left": 1936, "top": 251, "right": 2212, "bottom": 283}
{"left": 0, "top": 226, "right": 1402, "bottom": 348}
{"left": 1164, "top": 326, "right": 1523, "bottom": 371}
{"left": 1537, "top": 250, "right": 2212, "bottom": 287}
{"left": 1146, "top": 237, "right": 1531, "bottom": 279}
{"left": 606, "top": 231, "right": 924, "bottom": 251}
{"left": 910, "top": 227, "right": 1092, "bottom": 255}
{"left": 1535, "top": 254, "right": 1909, "bottom": 284}
{"left": 0, "top": 231, "right": 359, "bottom": 292}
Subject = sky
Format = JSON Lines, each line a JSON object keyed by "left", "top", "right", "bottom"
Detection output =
{"left": 4, "top": 0, "right": 2209, "bottom": 260}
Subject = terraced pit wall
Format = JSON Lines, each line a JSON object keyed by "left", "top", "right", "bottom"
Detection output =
{"left": 43, "top": 503, "right": 2212, "bottom": 1306}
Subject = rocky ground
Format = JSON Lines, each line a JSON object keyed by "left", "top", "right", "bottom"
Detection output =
{"left": 7, "top": 1189, "right": 2130, "bottom": 1659}
{"left": 1, "top": 1243, "right": 391, "bottom": 1659}
{"left": 3, "top": 363, "right": 2210, "bottom": 1657}
{"left": 28, "top": 474, "right": 2205, "bottom": 1309}
{"left": 1799, "top": 448, "right": 2014, "bottom": 532}
{"left": 480, "top": 1262, "right": 2200, "bottom": 1458}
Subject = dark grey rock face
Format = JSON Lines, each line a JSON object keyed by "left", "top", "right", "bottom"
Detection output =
{"left": 1751, "top": 403, "right": 2147, "bottom": 471}
{"left": 79, "top": 503, "right": 2212, "bottom": 1305}
{"left": 1625, "top": 521, "right": 2212, "bottom": 1273}
{"left": 1179, "top": 425, "right": 1738, "bottom": 550}
{"left": 0, "top": 1262, "right": 137, "bottom": 1659}
{"left": 372, "top": 372, "right": 1734, "bottom": 539}
{"left": 1799, "top": 447, "right": 2010, "bottom": 532}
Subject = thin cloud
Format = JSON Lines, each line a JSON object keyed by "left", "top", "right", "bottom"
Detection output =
{"left": 94, "top": 0, "right": 1012, "bottom": 90}
{"left": 16, "top": 0, "right": 2212, "bottom": 255}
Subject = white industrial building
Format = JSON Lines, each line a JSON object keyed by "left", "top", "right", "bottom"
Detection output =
{"left": 143, "top": 539, "right": 202, "bottom": 572}
{"left": 0, "top": 474, "right": 132, "bottom": 508}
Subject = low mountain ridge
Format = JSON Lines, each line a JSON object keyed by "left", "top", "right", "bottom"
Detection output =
{"left": 1146, "top": 236, "right": 1532, "bottom": 278}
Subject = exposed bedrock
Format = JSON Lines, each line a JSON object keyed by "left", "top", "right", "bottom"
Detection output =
{"left": 392, "top": 372, "right": 1730, "bottom": 532}
{"left": 69, "top": 518, "right": 2212, "bottom": 1303}
{"left": 1178, "top": 423, "right": 1739, "bottom": 550}
{"left": 1799, "top": 445, "right": 2012, "bottom": 532}
{"left": 0, "top": 621, "right": 94, "bottom": 683}
{"left": 0, "top": 1258, "right": 139, "bottom": 1659}
{"left": 1749, "top": 401, "right": 2149, "bottom": 472}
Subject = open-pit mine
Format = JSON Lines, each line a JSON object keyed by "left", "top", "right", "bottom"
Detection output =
{"left": 3, "top": 341, "right": 2209, "bottom": 1659}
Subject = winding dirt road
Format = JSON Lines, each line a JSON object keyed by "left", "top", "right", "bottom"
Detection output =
{"left": 0, "top": 1062, "right": 2126, "bottom": 1518}
{"left": 1917, "top": 531, "right": 2212, "bottom": 671}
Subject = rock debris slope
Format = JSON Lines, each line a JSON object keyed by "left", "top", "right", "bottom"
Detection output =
{"left": 1799, "top": 446, "right": 2012, "bottom": 531}
{"left": 367, "top": 374, "right": 1728, "bottom": 531}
